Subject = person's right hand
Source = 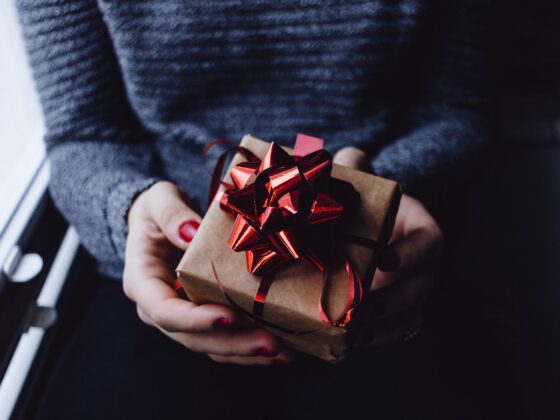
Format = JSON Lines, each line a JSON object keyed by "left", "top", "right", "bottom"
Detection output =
{"left": 123, "top": 181, "right": 293, "bottom": 365}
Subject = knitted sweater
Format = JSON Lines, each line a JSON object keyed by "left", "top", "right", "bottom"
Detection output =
{"left": 17, "top": 0, "right": 489, "bottom": 279}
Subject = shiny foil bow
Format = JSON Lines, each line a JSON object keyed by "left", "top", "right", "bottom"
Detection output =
{"left": 219, "top": 141, "right": 360, "bottom": 276}
{"left": 207, "top": 134, "right": 364, "bottom": 327}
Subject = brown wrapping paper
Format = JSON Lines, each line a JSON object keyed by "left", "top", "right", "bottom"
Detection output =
{"left": 176, "top": 134, "right": 401, "bottom": 362}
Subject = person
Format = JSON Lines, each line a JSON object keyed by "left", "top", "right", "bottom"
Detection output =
{"left": 16, "top": 0, "right": 502, "bottom": 418}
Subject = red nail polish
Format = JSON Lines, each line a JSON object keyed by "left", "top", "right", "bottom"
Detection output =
{"left": 255, "top": 346, "right": 276, "bottom": 357}
{"left": 378, "top": 252, "right": 400, "bottom": 272}
{"left": 213, "top": 317, "right": 232, "bottom": 329}
{"left": 272, "top": 358, "right": 289, "bottom": 365}
{"left": 178, "top": 220, "right": 200, "bottom": 243}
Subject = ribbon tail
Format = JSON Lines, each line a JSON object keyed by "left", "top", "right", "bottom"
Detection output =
{"left": 203, "top": 138, "right": 236, "bottom": 157}
{"left": 318, "top": 259, "right": 363, "bottom": 327}
{"left": 253, "top": 275, "right": 275, "bottom": 318}
{"left": 206, "top": 142, "right": 235, "bottom": 208}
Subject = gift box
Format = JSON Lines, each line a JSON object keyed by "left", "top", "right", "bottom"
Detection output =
{"left": 176, "top": 134, "right": 401, "bottom": 362}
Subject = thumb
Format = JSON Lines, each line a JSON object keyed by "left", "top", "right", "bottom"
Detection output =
{"left": 146, "top": 182, "right": 202, "bottom": 250}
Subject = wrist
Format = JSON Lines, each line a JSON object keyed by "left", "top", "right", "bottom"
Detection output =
{"left": 106, "top": 177, "right": 163, "bottom": 259}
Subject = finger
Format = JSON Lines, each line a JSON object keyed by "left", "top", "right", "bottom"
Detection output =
{"left": 332, "top": 147, "right": 373, "bottom": 173}
{"left": 357, "top": 306, "right": 423, "bottom": 347}
{"left": 366, "top": 272, "right": 433, "bottom": 320}
{"left": 146, "top": 181, "right": 202, "bottom": 250}
{"left": 167, "top": 327, "right": 281, "bottom": 357}
{"left": 370, "top": 268, "right": 399, "bottom": 291}
{"left": 208, "top": 350, "right": 295, "bottom": 366}
{"left": 127, "top": 269, "right": 241, "bottom": 333}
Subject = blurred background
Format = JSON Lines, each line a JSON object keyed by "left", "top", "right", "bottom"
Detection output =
{"left": 0, "top": 0, "right": 559, "bottom": 419}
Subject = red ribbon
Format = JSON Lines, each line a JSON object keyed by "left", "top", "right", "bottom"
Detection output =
{"left": 208, "top": 134, "right": 367, "bottom": 328}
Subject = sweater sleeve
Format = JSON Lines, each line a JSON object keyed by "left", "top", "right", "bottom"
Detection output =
{"left": 17, "top": 0, "right": 161, "bottom": 278}
{"left": 371, "top": 0, "right": 492, "bottom": 202}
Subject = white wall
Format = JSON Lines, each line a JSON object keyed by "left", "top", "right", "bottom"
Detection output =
{"left": 0, "top": 0, "right": 45, "bottom": 230}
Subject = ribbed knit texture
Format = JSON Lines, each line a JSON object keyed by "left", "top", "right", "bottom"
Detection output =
{"left": 17, "top": 0, "right": 489, "bottom": 279}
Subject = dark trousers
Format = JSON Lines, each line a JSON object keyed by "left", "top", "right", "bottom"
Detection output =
{"left": 34, "top": 270, "right": 524, "bottom": 420}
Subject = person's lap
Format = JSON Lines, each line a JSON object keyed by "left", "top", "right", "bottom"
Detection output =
{"left": 35, "top": 275, "right": 509, "bottom": 420}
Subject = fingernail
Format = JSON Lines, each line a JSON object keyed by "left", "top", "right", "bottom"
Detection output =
{"left": 254, "top": 346, "right": 276, "bottom": 357}
{"left": 178, "top": 220, "right": 200, "bottom": 243}
{"left": 213, "top": 317, "right": 232, "bottom": 329}
{"left": 378, "top": 251, "right": 400, "bottom": 272}
{"left": 272, "top": 358, "right": 289, "bottom": 365}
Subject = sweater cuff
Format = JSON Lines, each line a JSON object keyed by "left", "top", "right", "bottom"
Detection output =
{"left": 106, "top": 177, "right": 162, "bottom": 260}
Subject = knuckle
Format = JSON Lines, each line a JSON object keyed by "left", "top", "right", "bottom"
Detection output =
{"left": 160, "top": 205, "right": 182, "bottom": 229}
{"left": 136, "top": 306, "right": 150, "bottom": 325}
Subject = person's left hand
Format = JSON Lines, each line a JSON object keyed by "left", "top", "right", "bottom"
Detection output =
{"left": 333, "top": 147, "right": 444, "bottom": 346}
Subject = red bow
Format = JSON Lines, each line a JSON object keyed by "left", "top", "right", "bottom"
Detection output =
{"left": 219, "top": 141, "right": 359, "bottom": 277}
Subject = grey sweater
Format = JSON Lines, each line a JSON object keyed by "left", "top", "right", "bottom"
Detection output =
{"left": 17, "top": 0, "right": 489, "bottom": 279}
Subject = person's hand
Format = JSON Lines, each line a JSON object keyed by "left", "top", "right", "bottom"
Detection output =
{"left": 123, "top": 181, "right": 293, "bottom": 365}
{"left": 333, "top": 147, "right": 443, "bottom": 345}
